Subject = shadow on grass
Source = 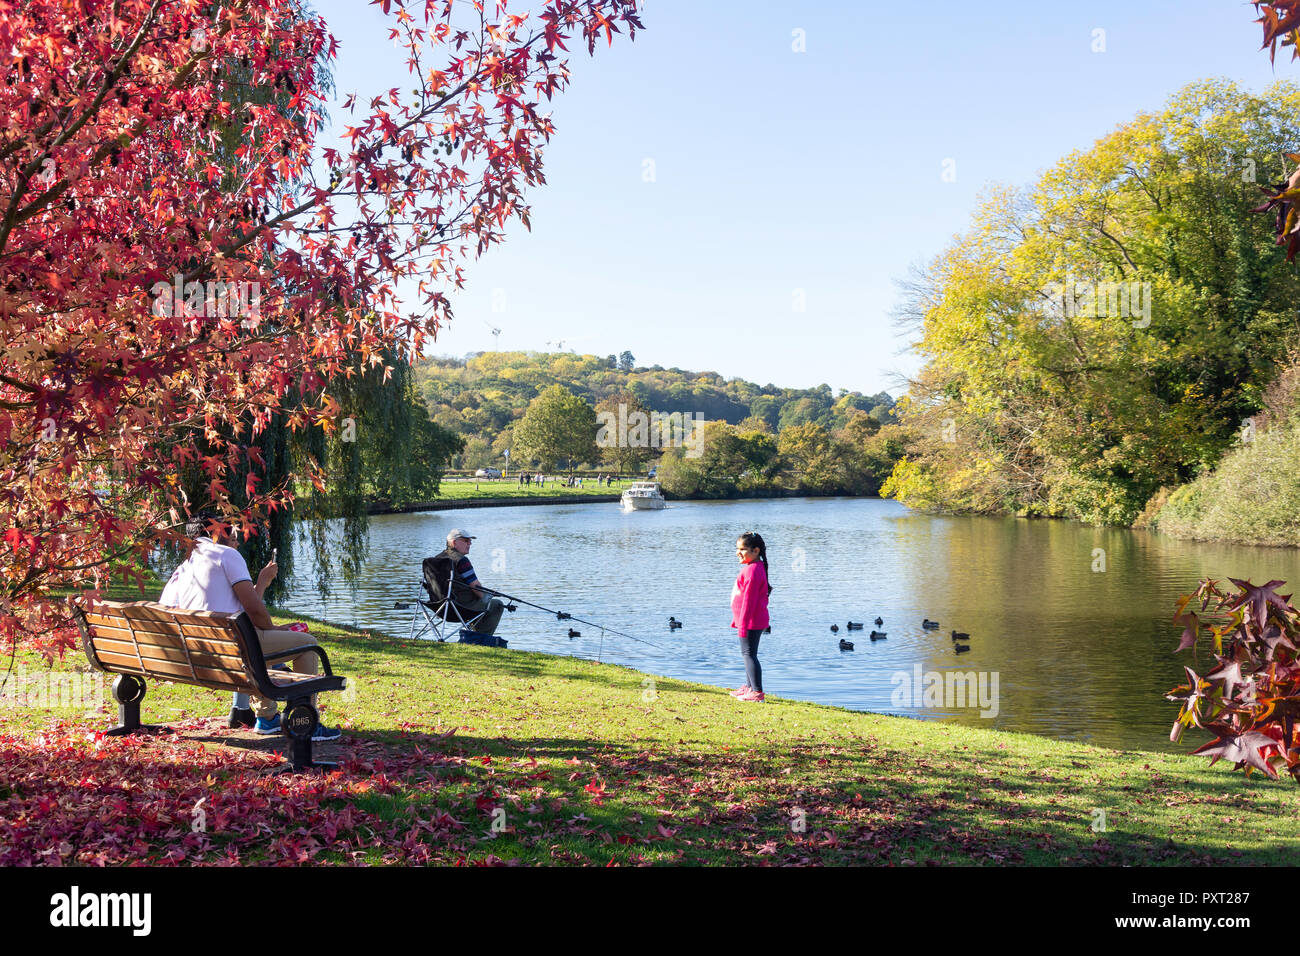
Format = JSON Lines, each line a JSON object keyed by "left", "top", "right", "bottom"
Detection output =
{"left": 5, "top": 710, "right": 1295, "bottom": 865}
{"left": 264, "top": 725, "right": 1300, "bottom": 865}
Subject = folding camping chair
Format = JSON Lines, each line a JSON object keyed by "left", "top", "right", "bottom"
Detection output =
{"left": 401, "top": 554, "right": 490, "bottom": 642}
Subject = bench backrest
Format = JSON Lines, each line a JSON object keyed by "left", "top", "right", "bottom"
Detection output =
{"left": 78, "top": 601, "right": 261, "bottom": 695}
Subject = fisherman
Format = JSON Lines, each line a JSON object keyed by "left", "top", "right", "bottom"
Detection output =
{"left": 441, "top": 529, "right": 508, "bottom": 636}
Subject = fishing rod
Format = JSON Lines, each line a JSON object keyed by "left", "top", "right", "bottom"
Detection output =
{"left": 481, "top": 587, "right": 662, "bottom": 650}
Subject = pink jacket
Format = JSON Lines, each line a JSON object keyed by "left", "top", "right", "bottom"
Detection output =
{"left": 730, "top": 560, "right": 770, "bottom": 631}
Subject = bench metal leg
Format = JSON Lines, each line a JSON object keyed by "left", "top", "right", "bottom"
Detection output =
{"left": 277, "top": 699, "right": 337, "bottom": 773}
{"left": 105, "top": 675, "right": 169, "bottom": 736}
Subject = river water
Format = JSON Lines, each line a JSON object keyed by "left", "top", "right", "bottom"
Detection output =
{"left": 279, "top": 497, "right": 1300, "bottom": 753}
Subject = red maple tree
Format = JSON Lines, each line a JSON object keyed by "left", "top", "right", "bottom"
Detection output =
{"left": 0, "top": 0, "right": 642, "bottom": 657}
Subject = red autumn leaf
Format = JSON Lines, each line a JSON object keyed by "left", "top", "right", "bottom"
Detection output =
{"left": 1170, "top": 577, "right": 1300, "bottom": 782}
{"left": 1193, "top": 731, "right": 1282, "bottom": 778}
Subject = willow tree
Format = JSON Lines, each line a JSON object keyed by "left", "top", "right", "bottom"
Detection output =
{"left": 288, "top": 353, "right": 463, "bottom": 600}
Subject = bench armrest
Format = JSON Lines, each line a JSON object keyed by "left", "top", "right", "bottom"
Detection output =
{"left": 264, "top": 643, "right": 334, "bottom": 676}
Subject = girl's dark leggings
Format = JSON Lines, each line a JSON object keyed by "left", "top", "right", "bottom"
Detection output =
{"left": 739, "top": 629, "right": 763, "bottom": 692}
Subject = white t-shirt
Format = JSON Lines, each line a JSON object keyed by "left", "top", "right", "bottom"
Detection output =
{"left": 159, "top": 538, "right": 252, "bottom": 615}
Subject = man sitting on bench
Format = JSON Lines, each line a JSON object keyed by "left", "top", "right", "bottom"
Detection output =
{"left": 442, "top": 529, "right": 507, "bottom": 636}
{"left": 159, "top": 513, "right": 341, "bottom": 740}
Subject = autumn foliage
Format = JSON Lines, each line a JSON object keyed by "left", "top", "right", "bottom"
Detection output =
{"left": 1253, "top": 2, "right": 1300, "bottom": 258}
{"left": 1168, "top": 579, "right": 1300, "bottom": 780}
{"left": 1255, "top": 0, "right": 1300, "bottom": 64}
{"left": 1168, "top": 7, "right": 1300, "bottom": 776}
{"left": 0, "top": 0, "right": 641, "bottom": 656}
{"left": 1175, "top": 8, "right": 1300, "bottom": 779}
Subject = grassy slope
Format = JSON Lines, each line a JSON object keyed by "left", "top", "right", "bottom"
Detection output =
{"left": 1154, "top": 418, "right": 1300, "bottom": 545}
{"left": 3, "top": 588, "right": 1299, "bottom": 866}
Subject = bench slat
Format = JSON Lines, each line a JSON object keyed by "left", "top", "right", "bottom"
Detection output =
{"left": 175, "top": 621, "right": 248, "bottom": 641}
{"left": 268, "top": 671, "right": 319, "bottom": 686}
{"left": 94, "top": 648, "right": 317, "bottom": 692}
{"left": 89, "top": 600, "right": 240, "bottom": 621}
{"left": 86, "top": 616, "right": 242, "bottom": 646}
{"left": 118, "top": 602, "right": 223, "bottom": 625}
{"left": 86, "top": 622, "right": 242, "bottom": 657}
{"left": 93, "top": 649, "right": 252, "bottom": 691}
{"left": 92, "top": 636, "right": 247, "bottom": 673}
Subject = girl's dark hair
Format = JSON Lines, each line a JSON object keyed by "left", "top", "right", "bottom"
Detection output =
{"left": 738, "top": 531, "right": 773, "bottom": 594}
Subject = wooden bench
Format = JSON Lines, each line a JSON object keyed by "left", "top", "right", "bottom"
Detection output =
{"left": 72, "top": 600, "right": 348, "bottom": 772}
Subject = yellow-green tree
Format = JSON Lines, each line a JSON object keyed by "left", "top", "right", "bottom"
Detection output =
{"left": 887, "top": 79, "right": 1300, "bottom": 524}
{"left": 512, "top": 385, "right": 598, "bottom": 473}
{"left": 777, "top": 422, "right": 841, "bottom": 493}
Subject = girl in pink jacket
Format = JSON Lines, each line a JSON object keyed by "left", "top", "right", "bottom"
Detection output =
{"left": 730, "top": 531, "right": 771, "bottom": 702}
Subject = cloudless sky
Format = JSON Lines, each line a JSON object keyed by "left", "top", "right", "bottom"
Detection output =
{"left": 313, "top": 0, "right": 1290, "bottom": 397}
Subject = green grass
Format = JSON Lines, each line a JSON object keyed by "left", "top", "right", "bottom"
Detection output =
{"left": 4, "top": 596, "right": 1300, "bottom": 865}
{"left": 429, "top": 477, "right": 629, "bottom": 501}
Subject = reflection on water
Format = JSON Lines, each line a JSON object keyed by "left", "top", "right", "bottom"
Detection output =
{"left": 278, "top": 498, "right": 1300, "bottom": 753}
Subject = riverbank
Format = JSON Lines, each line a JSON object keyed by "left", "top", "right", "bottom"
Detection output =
{"left": 1142, "top": 416, "right": 1300, "bottom": 547}
{"left": 370, "top": 493, "right": 620, "bottom": 513}
{"left": 3, "top": 603, "right": 1298, "bottom": 865}
{"left": 370, "top": 483, "right": 883, "bottom": 513}
{"left": 368, "top": 476, "right": 627, "bottom": 512}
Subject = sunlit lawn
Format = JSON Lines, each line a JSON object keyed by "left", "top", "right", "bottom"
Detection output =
{"left": 430, "top": 477, "right": 631, "bottom": 501}
{"left": 3, "top": 582, "right": 1299, "bottom": 865}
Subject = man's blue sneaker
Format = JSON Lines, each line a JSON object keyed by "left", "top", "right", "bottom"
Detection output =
{"left": 254, "top": 714, "right": 282, "bottom": 735}
{"left": 311, "top": 724, "right": 342, "bottom": 743}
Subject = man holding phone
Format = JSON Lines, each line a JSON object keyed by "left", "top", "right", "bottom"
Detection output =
{"left": 159, "top": 514, "right": 341, "bottom": 740}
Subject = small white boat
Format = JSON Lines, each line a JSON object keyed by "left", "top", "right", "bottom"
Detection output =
{"left": 621, "top": 481, "right": 666, "bottom": 510}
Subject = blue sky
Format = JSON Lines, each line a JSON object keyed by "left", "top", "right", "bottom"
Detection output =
{"left": 313, "top": 0, "right": 1289, "bottom": 397}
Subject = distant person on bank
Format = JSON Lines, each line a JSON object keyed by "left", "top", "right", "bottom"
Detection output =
{"left": 159, "top": 514, "right": 341, "bottom": 740}
{"left": 442, "top": 529, "right": 508, "bottom": 635}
